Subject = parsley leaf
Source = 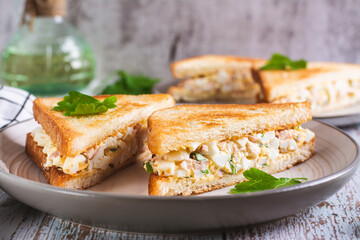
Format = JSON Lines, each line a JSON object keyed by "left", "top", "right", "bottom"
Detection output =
{"left": 201, "top": 169, "right": 210, "bottom": 174}
{"left": 229, "top": 156, "right": 237, "bottom": 174}
{"left": 102, "top": 70, "right": 160, "bottom": 95}
{"left": 144, "top": 161, "right": 154, "bottom": 173}
{"left": 230, "top": 168, "right": 307, "bottom": 194}
{"left": 190, "top": 152, "right": 207, "bottom": 161}
{"left": 53, "top": 91, "right": 117, "bottom": 116}
{"left": 260, "top": 53, "right": 307, "bottom": 70}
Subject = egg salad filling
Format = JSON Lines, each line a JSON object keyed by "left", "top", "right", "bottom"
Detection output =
{"left": 180, "top": 70, "right": 258, "bottom": 96}
{"left": 273, "top": 79, "right": 360, "bottom": 111}
{"left": 32, "top": 124, "right": 141, "bottom": 175}
{"left": 145, "top": 126, "right": 315, "bottom": 180}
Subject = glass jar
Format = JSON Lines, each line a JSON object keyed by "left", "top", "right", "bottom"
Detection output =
{"left": 1, "top": 8, "right": 95, "bottom": 96}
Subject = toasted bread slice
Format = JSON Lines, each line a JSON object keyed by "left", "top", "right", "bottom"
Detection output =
{"left": 148, "top": 102, "right": 311, "bottom": 156}
{"left": 171, "top": 55, "right": 260, "bottom": 79}
{"left": 168, "top": 55, "right": 263, "bottom": 102}
{"left": 252, "top": 62, "right": 360, "bottom": 114}
{"left": 33, "top": 94, "right": 175, "bottom": 157}
{"left": 148, "top": 138, "right": 315, "bottom": 196}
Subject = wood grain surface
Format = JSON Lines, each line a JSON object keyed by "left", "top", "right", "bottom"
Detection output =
{"left": 0, "top": 124, "right": 360, "bottom": 239}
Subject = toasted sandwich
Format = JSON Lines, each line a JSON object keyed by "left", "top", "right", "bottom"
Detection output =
{"left": 252, "top": 62, "right": 360, "bottom": 114}
{"left": 145, "top": 102, "right": 315, "bottom": 196}
{"left": 168, "top": 55, "right": 262, "bottom": 102}
{"left": 25, "top": 94, "right": 175, "bottom": 189}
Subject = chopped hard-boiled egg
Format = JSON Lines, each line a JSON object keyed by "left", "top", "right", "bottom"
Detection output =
{"left": 212, "top": 152, "right": 231, "bottom": 168}
{"left": 274, "top": 78, "right": 360, "bottom": 111}
{"left": 146, "top": 126, "right": 315, "bottom": 180}
{"left": 32, "top": 125, "right": 138, "bottom": 175}
{"left": 163, "top": 150, "right": 189, "bottom": 161}
{"left": 153, "top": 161, "right": 175, "bottom": 176}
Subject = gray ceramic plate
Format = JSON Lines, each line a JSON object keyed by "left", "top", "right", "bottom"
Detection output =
{"left": 313, "top": 112, "right": 360, "bottom": 127}
{"left": 0, "top": 119, "right": 359, "bottom": 233}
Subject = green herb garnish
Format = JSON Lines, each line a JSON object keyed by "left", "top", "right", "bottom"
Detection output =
{"left": 53, "top": 91, "right": 117, "bottom": 116}
{"left": 144, "top": 161, "right": 154, "bottom": 173}
{"left": 102, "top": 70, "right": 160, "bottom": 95}
{"left": 229, "top": 156, "right": 237, "bottom": 175}
{"left": 108, "top": 163, "right": 114, "bottom": 168}
{"left": 201, "top": 169, "right": 210, "bottom": 174}
{"left": 260, "top": 53, "right": 307, "bottom": 70}
{"left": 262, "top": 163, "right": 268, "bottom": 167}
{"left": 190, "top": 152, "right": 207, "bottom": 161}
{"left": 230, "top": 168, "right": 307, "bottom": 194}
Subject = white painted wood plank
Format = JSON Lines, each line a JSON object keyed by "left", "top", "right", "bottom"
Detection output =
{"left": 31, "top": 215, "right": 223, "bottom": 240}
{"left": 0, "top": 189, "right": 46, "bottom": 240}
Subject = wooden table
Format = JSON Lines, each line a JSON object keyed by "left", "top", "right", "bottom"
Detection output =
{"left": 1, "top": 125, "right": 360, "bottom": 239}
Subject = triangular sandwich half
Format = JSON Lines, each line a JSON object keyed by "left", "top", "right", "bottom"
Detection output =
{"left": 145, "top": 102, "right": 315, "bottom": 196}
{"left": 252, "top": 62, "right": 360, "bottom": 114}
{"left": 25, "top": 94, "right": 175, "bottom": 189}
{"left": 168, "top": 55, "right": 262, "bottom": 102}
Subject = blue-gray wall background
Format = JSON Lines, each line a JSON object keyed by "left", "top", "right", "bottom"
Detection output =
{"left": 1, "top": 0, "right": 360, "bottom": 85}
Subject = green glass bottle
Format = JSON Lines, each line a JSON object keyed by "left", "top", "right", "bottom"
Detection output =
{"left": 1, "top": 0, "right": 95, "bottom": 96}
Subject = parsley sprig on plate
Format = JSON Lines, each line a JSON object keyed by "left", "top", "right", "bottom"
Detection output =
{"left": 260, "top": 53, "right": 307, "bottom": 70}
{"left": 230, "top": 168, "right": 307, "bottom": 194}
{"left": 53, "top": 91, "right": 117, "bottom": 116}
{"left": 102, "top": 70, "right": 160, "bottom": 95}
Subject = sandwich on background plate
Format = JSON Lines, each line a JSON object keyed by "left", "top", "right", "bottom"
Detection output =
{"left": 168, "top": 55, "right": 262, "bottom": 102}
{"left": 144, "top": 102, "right": 315, "bottom": 196}
{"left": 25, "top": 93, "right": 175, "bottom": 189}
{"left": 252, "top": 55, "right": 360, "bottom": 115}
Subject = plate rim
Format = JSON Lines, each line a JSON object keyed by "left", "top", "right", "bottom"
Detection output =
{"left": 314, "top": 112, "right": 360, "bottom": 119}
{"left": 0, "top": 119, "right": 359, "bottom": 201}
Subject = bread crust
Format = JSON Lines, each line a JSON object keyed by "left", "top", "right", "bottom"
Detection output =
{"left": 33, "top": 94, "right": 175, "bottom": 157}
{"left": 148, "top": 139, "right": 315, "bottom": 196}
{"left": 148, "top": 102, "right": 312, "bottom": 155}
